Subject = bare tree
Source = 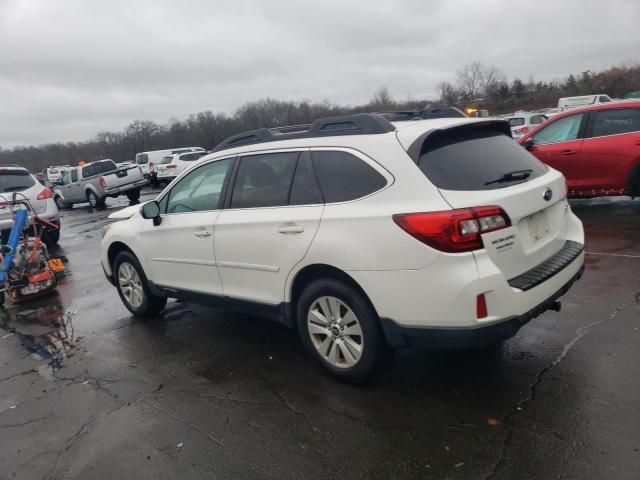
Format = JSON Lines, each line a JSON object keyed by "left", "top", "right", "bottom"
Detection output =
{"left": 456, "top": 62, "right": 485, "bottom": 102}
{"left": 481, "top": 66, "right": 506, "bottom": 101}
{"left": 369, "top": 86, "right": 395, "bottom": 110}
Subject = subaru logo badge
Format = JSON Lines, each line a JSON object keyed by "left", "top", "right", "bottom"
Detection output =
{"left": 543, "top": 188, "right": 553, "bottom": 201}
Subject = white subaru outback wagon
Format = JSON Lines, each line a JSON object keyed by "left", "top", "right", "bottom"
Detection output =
{"left": 101, "top": 113, "right": 585, "bottom": 382}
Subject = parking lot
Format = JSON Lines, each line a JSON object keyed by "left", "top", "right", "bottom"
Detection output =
{"left": 0, "top": 188, "right": 638, "bottom": 479}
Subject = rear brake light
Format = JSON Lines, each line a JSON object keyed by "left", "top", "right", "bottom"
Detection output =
{"left": 36, "top": 188, "right": 53, "bottom": 200}
{"left": 98, "top": 176, "right": 106, "bottom": 188}
{"left": 515, "top": 126, "right": 530, "bottom": 134}
{"left": 166, "top": 164, "right": 177, "bottom": 169}
{"left": 392, "top": 206, "right": 511, "bottom": 253}
{"left": 477, "top": 294, "right": 488, "bottom": 319}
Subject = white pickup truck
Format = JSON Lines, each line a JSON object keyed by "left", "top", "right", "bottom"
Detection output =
{"left": 53, "top": 159, "right": 147, "bottom": 209}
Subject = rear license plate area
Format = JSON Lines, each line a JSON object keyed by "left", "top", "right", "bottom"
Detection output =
{"left": 527, "top": 210, "right": 549, "bottom": 243}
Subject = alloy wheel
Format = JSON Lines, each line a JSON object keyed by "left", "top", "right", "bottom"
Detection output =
{"left": 307, "top": 296, "right": 364, "bottom": 368}
{"left": 118, "top": 262, "right": 144, "bottom": 308}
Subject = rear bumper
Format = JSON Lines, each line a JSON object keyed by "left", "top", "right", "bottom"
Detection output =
{"left": 0, "top": 199, "right": 60, "bottom": 232}
{"left": 381, "top": 264, "right": 585, "bottom": 348}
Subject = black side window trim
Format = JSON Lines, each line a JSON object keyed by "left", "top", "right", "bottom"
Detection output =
{"left": 288, "top": 150, "right": 325, "bottom": 205}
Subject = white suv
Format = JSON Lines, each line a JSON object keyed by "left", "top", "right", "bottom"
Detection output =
{"left": 101, "top": 113, "right": 585, "bottom": 382}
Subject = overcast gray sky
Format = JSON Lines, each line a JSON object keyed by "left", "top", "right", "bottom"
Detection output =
{"left": 0, "top": 0, "right": 638, "bottom": 147}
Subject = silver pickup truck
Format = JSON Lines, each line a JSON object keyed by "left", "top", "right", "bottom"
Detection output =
{"left": 53, "top": 159, "right": 147, "bottom": 209}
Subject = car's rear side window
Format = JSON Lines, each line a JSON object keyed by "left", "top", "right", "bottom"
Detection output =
{"left": 230, "top": 152, "right": 299, "bottom": 209}
{"left": 311, "top": 151, "right": 387, "bottom": 203}
{"left": 0, "top": 170, "right": 35, "bottom": 193}
{"left": 418, "top": 126, "right": 547, "bottom": 191}
{"left": 591, "top": 108, "right": 640, "bottom": 137}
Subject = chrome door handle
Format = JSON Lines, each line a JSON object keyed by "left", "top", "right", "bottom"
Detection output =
{"left": 194, "top": 231, "right": 212, "bottom": 238}
{"left": 278, "top": 225, "right": 304, "bottom": 234}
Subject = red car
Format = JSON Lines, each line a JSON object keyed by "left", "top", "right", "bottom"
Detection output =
{"left": 518, "top": 101, "right": 640, "bottom": 198}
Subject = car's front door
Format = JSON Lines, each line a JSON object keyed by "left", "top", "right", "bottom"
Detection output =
{"left": 579, "top": 107, "right": 640, "bottom": 193}
{"left": 62, "top": 169, "right": 83, "bottom": 202}
{"left": 140, "top": 157, "right": 234, "bottom": 295}
{"left": 213, "top": 150, "right": 324, "bottom": 305}
{"left": 528, "top": 112, "right": 586, "bottom": 193}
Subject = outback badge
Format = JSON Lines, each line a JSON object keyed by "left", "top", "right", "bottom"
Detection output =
{"left": 543, "top": 187, "right": 553, "bottom": 201}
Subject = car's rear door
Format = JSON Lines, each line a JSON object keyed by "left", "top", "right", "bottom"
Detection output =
{"left": 213, "top": 150, "right": 323, "bottom": 305}
{"left": 578, "top": 107, "right": 640, "bottom": 194}
{"left": 527, "top": 112, "right": 586, "bottom": 192}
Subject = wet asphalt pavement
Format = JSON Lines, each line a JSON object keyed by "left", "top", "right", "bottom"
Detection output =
{"left": 0, "top": 189, "right": 638, "bottom": 480}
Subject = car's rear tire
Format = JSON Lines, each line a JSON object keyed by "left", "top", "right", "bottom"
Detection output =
{"left": 113, "top": 251, "right": 167, "bottom": 317}
{"left": 628, "top": 164, "right": 640, "bottom": 199}
{"left": 126, "top": 189, "right": 141, "bottom": 202}
{"left": 296, "top": 278, "right": 393, "bottom": 383}
{"left": 87, "top": 191, "right": 105, "bottom": 209}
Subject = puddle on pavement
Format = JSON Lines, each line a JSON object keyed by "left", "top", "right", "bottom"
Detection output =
{"left": 0, "top": 293, "right": 80, "bottom": 376}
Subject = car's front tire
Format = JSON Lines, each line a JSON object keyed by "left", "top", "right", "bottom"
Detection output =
{"left": 296, "top": 278, "right": 392, "bottom": 383}
{"left": 114, "top": 251, "right": 167, "bottom": 317}
{"left": 54, "top": 195, "right": 68, "bottom": 210}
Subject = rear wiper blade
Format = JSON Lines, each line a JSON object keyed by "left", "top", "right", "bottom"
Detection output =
{"left": 484, "top": 169, "right": 533, "bottom": 186}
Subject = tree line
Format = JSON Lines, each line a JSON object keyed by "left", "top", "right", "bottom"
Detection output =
{"left": 1, "top": 63, "right": 638, "bottom": 174}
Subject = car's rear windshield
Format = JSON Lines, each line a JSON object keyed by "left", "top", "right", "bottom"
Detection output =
{"left": 417, "top": 125, "right": 548, "bottom": 191}
{"left": 161, "top": 156, "right": 174, "bottom": 164}
{"left": 0, "top": 170, "right": 36, "bottom": 193}
{"left": 508, "top": 117, "right": 525, "bottom": 127}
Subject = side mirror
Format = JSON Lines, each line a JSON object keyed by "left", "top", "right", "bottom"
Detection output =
{"left": 523, "top": 138, "right": 534, "bottom": 150}
{"left": 141, "top": 201, "right": 162, "bottom": 226}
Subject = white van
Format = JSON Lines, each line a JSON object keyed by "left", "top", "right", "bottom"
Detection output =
{"left": 42, "top": 165, "right": 71, "bottom": 186}
{"left": 557, "top": 94, "right": 612, "bottom": 112}
{"left": 135, "top": 147, "right": 205, "bottom": 185}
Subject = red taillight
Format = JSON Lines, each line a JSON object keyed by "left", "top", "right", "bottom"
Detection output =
{"left": 392, "top": 206, "right": 511, "bottom": 253}
{"left": 37, "top": 188, "right": 53, "bottom": 200}
{"left": 166, "top": 164, "right": 177, "bottom": 169}
{"left": 515, "top": 126, "right": 530, "bottom": 134}
{"left": 98, "top": 176, "right": 106, "bottom": 188}
{"left": 477, "top": 294, "right": 488, "bottom": 319}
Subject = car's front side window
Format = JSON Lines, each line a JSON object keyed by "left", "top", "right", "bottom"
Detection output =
{"left": 164, "top": 158, "right": 232, "bottom": 214}
{"left": 532, "top": 113, "right": 584, "bottom": 145}
{"left": 61, "top": 172, "right": 71, "bottom": 185}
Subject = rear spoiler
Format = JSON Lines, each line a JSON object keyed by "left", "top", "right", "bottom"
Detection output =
{"left": 406, "top": 120, "right": 512, "bottom": 163}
